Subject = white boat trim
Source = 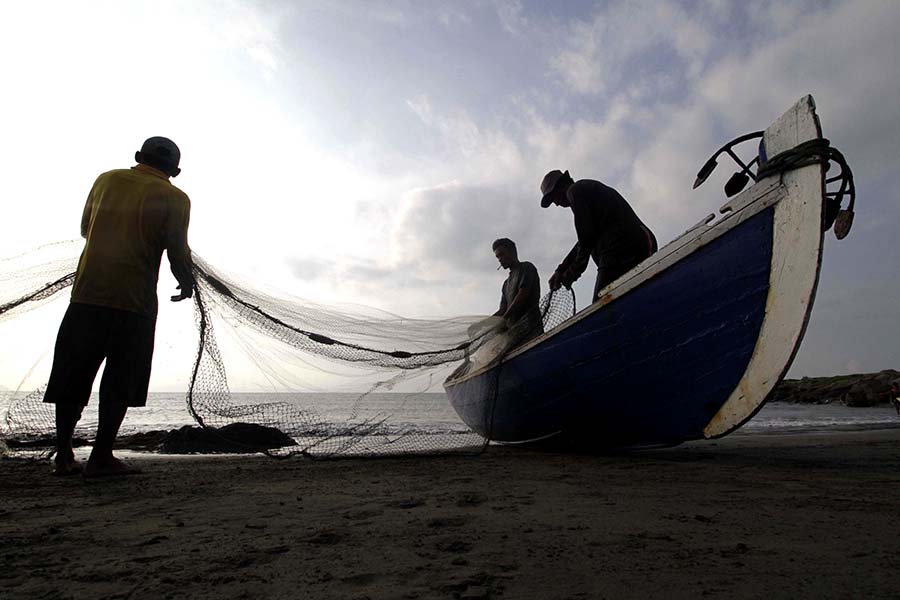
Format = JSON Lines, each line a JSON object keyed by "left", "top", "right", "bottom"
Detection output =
{"left": 704, "top": 95, "right": 824, "bottom": 437}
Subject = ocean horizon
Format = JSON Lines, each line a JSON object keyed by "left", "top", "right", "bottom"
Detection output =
{"left": 2, "top": 391, "right": 899, "bottom": 440}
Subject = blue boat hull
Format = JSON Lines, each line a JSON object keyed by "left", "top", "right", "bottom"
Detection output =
{"left": 446, "top": 206, "right": 775, "bottom": 447}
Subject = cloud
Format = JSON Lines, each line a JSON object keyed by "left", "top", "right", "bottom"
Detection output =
{"left": 393, "top": 182, "right": 526, "bottom": 273}
{"left": 436, "top": 4, "right": 473, "bottom": 28}
{"left": 405, "top": 95, "right": 435, "bottom": 126}
{"left": 551, "top": 1, "right": 713, "bottom": 96}
{"left": 625, "top": 102, "right": 728, "bottom": 239}
{"left": 494, "top": 0, "right": 529, "bottom": 35}
{"left": 789, "top": 280, "right": 900, "bottom": 376}
{"left": 697, "top": 0, "right": 900, "bottom": 181}
{"left": 287, "top": 254, "right": 400, "bottom": 286}
{"left": 404, "top": 95, "right": 526, "bottom": 182}
{"left": 524, "top": 95, "right": 643, "bottom": 185}
{"left": 187, "top": 0, "right": 900, "bottom": 349}
{"left": 279, "top": 174, "right": 577, "bottom": 317}
{"left": 181, "top": 1, "right": 287, "bottom": 77}
{"left": 286, "top": 257, "right": 332, "bottom": 281}
{"left": 514, "top": 0, "right": 900, "bottom": 246}
{"left": 315, "top": 0, "right": 415, "bottom": 27}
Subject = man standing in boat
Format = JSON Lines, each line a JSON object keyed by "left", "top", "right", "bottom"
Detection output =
{"left": 43, "top": 137, "right": 194, "bottom": 477}
{"left": 492, "top": 238, "right": 543, "bottom": 343}
{"left": 540, "top": 170, "right": 657, "bottom": 302}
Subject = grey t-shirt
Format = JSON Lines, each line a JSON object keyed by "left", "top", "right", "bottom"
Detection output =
{"left": 499, "top": 261, "right": 542, "bottom": 327}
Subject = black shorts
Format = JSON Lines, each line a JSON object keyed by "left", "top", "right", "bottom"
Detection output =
{"left": 43, "top": 303, "right": 156, "bottom": 408}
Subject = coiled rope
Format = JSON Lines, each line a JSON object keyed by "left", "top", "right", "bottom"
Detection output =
{"left": 756, "top": 138, "right": 855, "bottom": 235}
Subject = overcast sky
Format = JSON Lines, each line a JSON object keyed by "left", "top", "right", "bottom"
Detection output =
{"left": 1, "top": 0, "right": 898, "bottom": 390}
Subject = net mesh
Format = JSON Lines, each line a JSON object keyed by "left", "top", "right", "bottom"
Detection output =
{"left": 1, "top": 243, "right": 575, "bottom": 458}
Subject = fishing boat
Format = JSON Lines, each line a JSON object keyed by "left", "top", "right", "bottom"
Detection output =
{"left": 444, "top": 95, "right": 855, "bottom": 448}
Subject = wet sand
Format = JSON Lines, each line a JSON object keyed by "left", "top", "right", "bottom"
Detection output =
{"left": 3, "top": 428, "right": 900, "bottom": 599}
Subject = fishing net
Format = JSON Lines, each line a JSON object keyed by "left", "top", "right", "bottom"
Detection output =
{"left": 0, "top": 242, "right": 575, "bottom": 458}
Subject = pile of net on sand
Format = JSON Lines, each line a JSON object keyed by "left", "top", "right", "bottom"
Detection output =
{"left": 1, "top": 242, "right": 575, "bottom": 458}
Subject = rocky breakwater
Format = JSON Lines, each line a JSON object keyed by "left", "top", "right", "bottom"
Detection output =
{"left": 771, "top": 370, "right": 900, "bottom": 406}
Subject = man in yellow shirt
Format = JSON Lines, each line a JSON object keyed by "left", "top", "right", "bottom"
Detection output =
{"left": 44, "top": 137, "right": 194, "bottom": 477}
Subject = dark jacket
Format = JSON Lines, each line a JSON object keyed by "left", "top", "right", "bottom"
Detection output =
{"left": 557, "top": 179, "right": 656, "bottom": 290}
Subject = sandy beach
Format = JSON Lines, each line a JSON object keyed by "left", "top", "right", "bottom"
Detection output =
{"left": 3, "top": 427, "right": 900, "bottom": 600}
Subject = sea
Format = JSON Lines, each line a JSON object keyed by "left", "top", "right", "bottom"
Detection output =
{"left": 2, "top": 392, "right": 899, "bottom": 439}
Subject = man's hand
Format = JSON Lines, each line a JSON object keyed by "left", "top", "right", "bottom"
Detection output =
{"left": 549, "top": 270, "right": 562, "bottom": 291}
{"left": 549, "top": 270, "right": 573, "bottom": 291}
{"left": 170, "top": 285, "right": 193, "bottom": 302}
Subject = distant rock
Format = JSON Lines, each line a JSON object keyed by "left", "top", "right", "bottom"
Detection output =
{"left": 160, "top": 423, "right": 297, "bottom": 454}
{"left": 772, "top": 370, "right": 900, "bottom": 406}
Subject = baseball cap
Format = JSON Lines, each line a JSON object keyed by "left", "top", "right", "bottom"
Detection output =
{"left": 540, "top": 169, "right": 568, "bottom": 207}
{"left": 137, "top": 136, "right": 181, "bottom": 172}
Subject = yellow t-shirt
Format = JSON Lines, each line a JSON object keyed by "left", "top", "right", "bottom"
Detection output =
{"left": 71, "top": 164, "right": 192, "bottom": 318}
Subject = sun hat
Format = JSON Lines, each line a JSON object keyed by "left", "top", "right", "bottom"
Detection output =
{"left": 540, "top": 169, "right": 569, "bottom": 207}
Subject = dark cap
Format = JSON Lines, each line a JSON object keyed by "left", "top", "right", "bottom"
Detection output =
{"left": 136, "top": 136, "right": 181, "bottom": 174}
{"left": 540, "top": 169, "right": 569, "bottom": 207}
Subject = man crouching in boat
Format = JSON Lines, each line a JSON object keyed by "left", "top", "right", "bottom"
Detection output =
{"left": 492, "top": 238, "right": 543, "bottom": 345}
{"left": 540, "top": 170, "right": 657, "bottom": 302}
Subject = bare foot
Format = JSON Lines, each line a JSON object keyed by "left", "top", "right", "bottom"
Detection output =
{"left": 52, "top": 457, "right": 83, "bottom": 477}
{"left": 82, "top": 456, "right": 142, "bottom": 478}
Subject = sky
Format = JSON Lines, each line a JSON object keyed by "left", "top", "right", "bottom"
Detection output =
{"left": 1, "top": 0, "right": 899, "bottom": 390}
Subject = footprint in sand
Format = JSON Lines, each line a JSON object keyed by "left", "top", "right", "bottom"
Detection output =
{"left": 306, "top": 530, "right": 342, "bottom": 545}
{"left": 389, "top": 497, "right": 426, "bottom": 509}
{"left": 343, "top": 509, "right": 384, "bottom": 521}
{"left": 456, "top": 492, "right": 486, "bottom": 507}
{"left": 427, "top": 516, "right": 469, "bottom": 528}
{"left": 436, "top": 539, "right": 472, "bottom": 554}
